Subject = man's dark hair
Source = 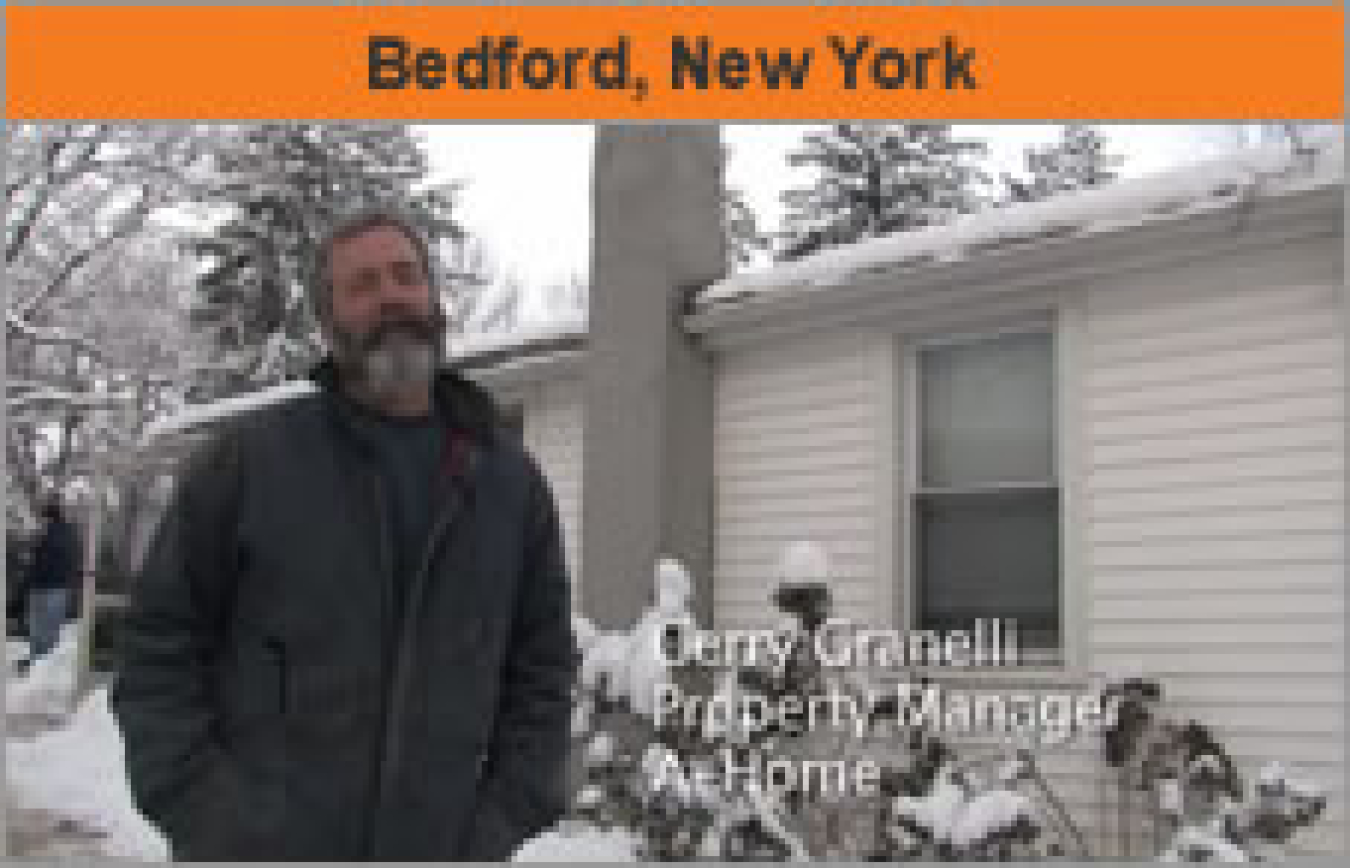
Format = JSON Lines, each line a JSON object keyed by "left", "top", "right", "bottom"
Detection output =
{"left": 311, "top": 206, "right": 437, "bottom": 321}
{"left": 41, "top": 498, "right": 64, "bottom": 523}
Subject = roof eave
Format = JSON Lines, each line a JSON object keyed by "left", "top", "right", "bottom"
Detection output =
{"left": 459, "top": 345, "right": 588, "bottom": 391}
{"left": 686, "top": 180, "right": 1343, "bottom": 351}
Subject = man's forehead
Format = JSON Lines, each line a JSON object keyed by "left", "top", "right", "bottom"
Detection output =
{"left": 329, "top": 225, "right": 421, "bottom": 269}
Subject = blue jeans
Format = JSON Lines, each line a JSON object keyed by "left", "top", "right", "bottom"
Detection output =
{"left": 27, "top": 588, "right": 71, "bottom": 660}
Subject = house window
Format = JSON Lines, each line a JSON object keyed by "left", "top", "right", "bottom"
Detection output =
{"left": 912, "top": 328, "right": 1060, "bottom": 654}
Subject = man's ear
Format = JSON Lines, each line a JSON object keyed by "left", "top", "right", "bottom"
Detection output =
{"left": 315, "top": 310, "right": 340, "bottom": 355}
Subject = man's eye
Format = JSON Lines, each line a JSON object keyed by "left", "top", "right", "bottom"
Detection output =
{"left": 393, "top": 263, "right": 421, "bottom": 284}
{"left": 347, "top": 275, "right": 379, "bottom": 295}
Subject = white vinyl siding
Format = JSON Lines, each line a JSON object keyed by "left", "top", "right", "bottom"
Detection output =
{"left": 1080, "top": 234, "right": 1345, "bottom": 855}
{"left": 713, "top": 331, "right": 890, "bottom": 629}
{"left": 707, "top": 232, "right": 1343, "bottom": 857}
{"left": 516, "top": 377, "right": 586, "bottom": 608}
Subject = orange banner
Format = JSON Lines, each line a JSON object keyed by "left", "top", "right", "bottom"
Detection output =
{"left": 7, "top": 5, "right": 1343, "bottom": 120}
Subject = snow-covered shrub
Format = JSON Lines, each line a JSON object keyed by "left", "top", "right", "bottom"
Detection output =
{"left": 1100, "top": 677, "right": 1329, "bottom": 861}
{"left": 544, "top": 550, "right": 1335, "bottom": 862}
{"left": 574, "top": 558, "right": 696, "bottom": 718}
{"left": 881, "top": 751, "right": 1057, "bottom": 861}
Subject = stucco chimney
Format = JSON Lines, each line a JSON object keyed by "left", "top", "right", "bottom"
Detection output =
{"left": 582, "top": 125, "right": 725, "bottom": 629}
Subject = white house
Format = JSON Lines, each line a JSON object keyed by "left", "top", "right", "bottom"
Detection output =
{"left": 463, "top": 132, "right": 1346, "bottom": 855}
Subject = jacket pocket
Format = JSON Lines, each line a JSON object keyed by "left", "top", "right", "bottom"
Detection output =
{"left": 177, "top": 636, "right": 292, "bottom": 860}
{"left": 263, "top": 636, "right": 288, "bottom": 715}
{"left": 217, "top": 633, "right": 291, "bottom": 778}
{"left": 223, "top": 634, "right": 287, "bottom": 713}
{"left": 168, "top": 752, "right": 291, "bottom": 861}
{"left": 457, "top": 790, "right": 528, "bottom": 861}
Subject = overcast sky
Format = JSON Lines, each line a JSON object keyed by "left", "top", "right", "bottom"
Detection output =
{"left": 416, "top": 123, "right": 1263, "bottom": 318}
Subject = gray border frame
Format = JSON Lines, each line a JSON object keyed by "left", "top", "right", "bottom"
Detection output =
{"left": 3, "top": 1, "right": 1345, "bottom": 865}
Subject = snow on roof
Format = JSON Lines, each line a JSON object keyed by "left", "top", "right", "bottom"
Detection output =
{"left": 131, "top": 137, "right": 1344, "bottom": 409}
{"left": 136, "top": 319, "right": 589, "bottom": 447}
{"left": 448, "top": 315, "right": 588, "bottom": 368}
{"left": 138, "top": 379, "right": 319, "bottom": 447}
{"left": 696, "top": 131, "right": 1345, "bottom": 312}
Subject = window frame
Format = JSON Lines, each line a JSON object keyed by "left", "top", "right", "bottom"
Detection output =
{"left": 898, "top": 313, "right": 1072, "bottom": 669}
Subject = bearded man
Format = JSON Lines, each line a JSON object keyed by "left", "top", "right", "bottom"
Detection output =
{"left": 112, "top": 207, "right": 579, "bottom": 861}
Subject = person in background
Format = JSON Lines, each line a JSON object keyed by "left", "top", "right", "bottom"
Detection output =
{"left": 24, "top": 497, "right": 82, "bottom": 665}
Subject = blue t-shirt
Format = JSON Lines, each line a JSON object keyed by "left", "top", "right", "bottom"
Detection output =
{"left": 351, "top": 404, "right": 447, "bottom": 621}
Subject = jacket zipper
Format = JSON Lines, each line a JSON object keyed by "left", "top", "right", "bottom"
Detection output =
{"left": 361, "top": 461, "right": 472, "bottom": 858}
{"left": 371, "top": 472, "right": 395, "bottom": 659}
{"left": 359, "top": 469, "right": 395, "bottom": 859}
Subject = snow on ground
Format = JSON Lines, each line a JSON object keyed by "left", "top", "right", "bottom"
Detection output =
{"left": 1, "top": 613, "right": 625, "bottom": 864}
{"left": 7, "top": 637, "right": 30, "bottom": 670}
{"left": 6, "top": 625, "right": 166, "bottom": 860}
{"left": 6, "top": 686, "right": 169, "bottom": 861}
{"left": 6, "top": 624, "right": 79, "bottom": 718}
{"left": 513, "top": 823, "right": 641, "bottom": 861}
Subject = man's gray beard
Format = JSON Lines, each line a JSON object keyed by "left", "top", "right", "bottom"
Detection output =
{"left": 336, "top": 330, "right": 441, "bottom": 402}
{"left": 362, "top": 334, "right": 438, "bottom": 393}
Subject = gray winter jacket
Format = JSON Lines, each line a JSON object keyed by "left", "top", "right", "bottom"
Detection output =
{"left": 111, "top": 358, "right": 579, "bottom": 860}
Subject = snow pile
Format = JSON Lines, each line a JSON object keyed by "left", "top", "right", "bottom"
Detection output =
{"left": 895, "top": 767, "right": 966, "bottom": 843}
{"left": 892, "top": 763, "right": 1039, "bottom": 857}
{"left": 575, "top": 558, "right": 695, "bottom": 719}
{"left": 777, "top": 539, "right": 831, "bottom": 585}
{"left": 1159, "top": 820, "right": 1248, "bottom": 863}
{"left": 6, "top": 623, "right": 81, "bottom": 718}
{"left": 512, "top": 823, "right": 640, "bottom": 861}
{"left": 949, "top": 787, "right": 1037, "bottom": 849}
{"left": 571, "top": 613, "right": 600, "bottom": 652}
{"left": 622, "top": 561, "right": 695, "bottom": 718}
{"left": 6, "top": 686, "right": 169, "bottom": 861}
{"left": 577, "top": 627, "right": 633, "bottom": 707}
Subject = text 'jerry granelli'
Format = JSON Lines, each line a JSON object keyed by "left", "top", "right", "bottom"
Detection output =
{"left": 368, "top": 34, "right": 979, "bottom": 100}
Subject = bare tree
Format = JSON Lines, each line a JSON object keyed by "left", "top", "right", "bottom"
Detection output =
{"left": 5, "top": 124, "right": 210, "bottom": 526}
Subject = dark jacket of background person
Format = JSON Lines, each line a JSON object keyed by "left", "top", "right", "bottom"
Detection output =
{"left": 30, "top": 510, "right": 83, "bottom": 591}
{"left": 111, "top": 358, "right": 580, "bottom": 861}
{"left": 28, "top": 510, "right": 82, "bottom": 592}
{"left": 7, "top": 534, "right": 35, "bottom": 622}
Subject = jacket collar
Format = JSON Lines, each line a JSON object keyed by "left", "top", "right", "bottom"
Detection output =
{"left": 307, "top": 355, "right": 502, "bottom": 455}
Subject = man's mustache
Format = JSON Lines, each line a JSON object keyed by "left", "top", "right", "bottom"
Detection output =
{"left": 356, "top": 311, "right": 443, "bottom": 350}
